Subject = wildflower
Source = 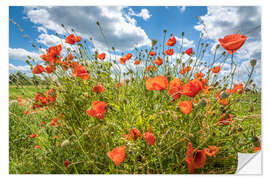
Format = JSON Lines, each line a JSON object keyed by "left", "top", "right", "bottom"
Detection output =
{"left": 185, "top": 48, "right": 193, "bottom": 56}
{"left": 218, "top": 113, "right": 232, "bottom": 125}
{"left": 195, "top": 72, "right": 204, "bottom": 79}
{"left": 123, "top": 128, "right": 142, "bottom": 141}
{"left": 149, "top": 51, "right": 156, "bottom": 56}
{"left": 47, "top": 88, "right": 57, "bottom": 103}
{"left": 232, "top": 83, "right": 244, "bottom": 94}
{"left": 65, "top": 34, "right": 81, "bottom": 44}
{"left": 219, "top": 34, "right": 247, "bottom": 54}
{"left": 67, "top": 53, "right": 74, "bottom": 61}
{"left": 120, "top": 53, "right": 132, "bottom": 64}
{"left": 72, "top": 64, "right": 90, "bottom": 80}
{"left": 180, "top": 66, "right": 192, "bottom": 74}
{"left": 30, "top": 134, "right": 37, "bottom": 138}
{"left": 86, "top": 101, "right": 107, "bottom": 119}
{"left": 35, "top": 93, "right": 47, "bottom": 105}
{"left": 32, "top": 64, "right": 44, "bottom": 74}
{"left": 168, "top": 78, "right": 182, "bottom": 100}
{"left": 165, "top": 48, "right": 174, "bottom": 56}
{"left": 64, "top": 160, "right": 69, "bottom": 167}
{"left": 134, "top": 59, "right": 141, "bottom": 65}
{"left": 144, "top": 132, "right": 155, "bottom": 146}
{"left": 179, "top": 101, "right": 193, "bottom": 114}
{"left": 180, "top": 79, "right": 203, "bottom": 98}
{"left": 98, "top": 53, "right": 106, "bottom": 60}
{"left": 107, "top": 146, "right": 125, "bottom": 166}
{"left": 34, "top": 145, "right": 40, "bottom": 149}
{"left": 254, "top": 145, "right": 261, "bottom": 152}
{"left": 24, "top": 110, "right": 30, "bottom": 115}
{"left": 166, "top": 36, "right": 176, "bottom": 46}
{"left": 185, "top": 142, "right": 207, "bottom": 174}
{"left": 210, "top": 66, "right": 221, "bottom": 73}
{"left": 146, "top": 65, "right": 157, "bottom": 72}
{"left": 154, "top": 57, "right": 163, "bottom": 66}
{"left": 116, "top": 82, "right": 122, "bottom": 88}
{"left": 41, "top": 121, "right": 45, "bottom": 125}
{"left": 204, "top": 146, "right": 219, "bottom": 157}
{"left": 146, "top": 76, "right": 168, "bottom": 91}
{"left": 92, "top": 84, "right": 105, "bottom": 93}
{"left": 45, "top": 65, "right": 55, "bottom": 74}
{"left": 47, "top": 44, "right": 62, "bottom": 65}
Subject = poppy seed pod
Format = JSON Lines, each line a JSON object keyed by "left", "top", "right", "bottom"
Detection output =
{"left": 152, "top": 39, "right": 157, "bottom": 47}
{"left": 61, "top": 140, "right": 70, "bottom": 148}
{"left": 250, "top": 59, "right": 257, "bottom": 67}
{"left": 199, "top": 98, "right": 207, "bottom": 107}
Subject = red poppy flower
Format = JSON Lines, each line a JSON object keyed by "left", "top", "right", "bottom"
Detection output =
{"left": 24, "top": 110, "right": 30, "bottom": 115}
{"left": 168, "top": 78, "right": 182, "bottom": 100}
{"left": 61, "top": 61, "right": 70, "bottom": 71}
{"left": 107, "top": 146, "right": 125, "bottom": 166}
{"left": 166, "top": 36, "right": 176, "bottom": 46}
{"left": 254, "top": 145, "right": 261, "bottom": 152}
{"left": 64, "top": 160, "right": 69, "bottom": 167}
{"left": 204, "top": 146, "right": 219, "bottom": 157}
{"left": 47, "top": 88, "right": 57, "bottom": 103}
{"left": 34, "top": 145, "right": 40, "bottom": 149}
{"left": 45, "top": 65, "right": 55, "bottom": 74}
{"left": 47, "top": 44, "right": 62, "bottom": 64}
{"left": 98, "top": 53, "right": 106, "bottom": 60}
{"left": 179, "top": 101, "right": 193, "bottom": 114}
{"left": 67, "top": 53, "right": 74, "bottom": 61}
{"left": 123, "top": 128, "right": 142, "bottom": 141}
{"left": 146, "top": 76, "right": 168, "bottom": 91}
{"left": 180, "top": 66, "right": 192, "bottom": 74}
{"left": 165, "top": 48, "right": 174, "bottom": 56}
{"left": 30, "top": 134, "right": 37, "bottom": 138}
{"left": 232, "top": 83, "right": 244, "bottom": 94}
{"left": 120, "top": 53, "right": 133, "bottom": 64}
{"left": 195, "top": 72, "right": 204, "bottom": 79}
{"left": 144, "top": 132, "right": 155, "bottom": 146}
{"left": 218, "top": 113, "right": 232, "bottom": 125}
{"left": 116, "top": 82, "right": 123, "bottom": 88}
{"left": 180, "top": 79, "right": 203, "bottom": 98}
{"left": 219, "top": 34, "right": 247, "bottom": 54}
{"left": 35, "top": 93, "right": 48, "bottom": 105}
{"left": 86, "top": 101, "right": 107, "bottom": 119}
{"left": 185, "top": 48, "right": 194, "bottom": 56}
{"left": 92, "top": 84, "right": 105, "bottom": 93}
{"left": 210, "top": 66, "right": 221, "bottom": 73}
{"left": 185, "top": 142, "right": 207, "bottom": 174}
{"left": 134, "top": 59, "right": 141, "bottom": 65}
{"left": 146, "top": 65, "right": 157, "bottom": 72}
{"left": 65, "top": 34, "right": 81, "bottom": 44}
{"left": 33, "top": 64, "right": 44, "bottom": 74}
{"left": 72, "top": 64, "right": 90, "bottom": 80}
{"left": 154, "top": 57, "right": 163, "bottom": 66}
{"left": 149, "top": 51, "right": 156, "bottom": 56}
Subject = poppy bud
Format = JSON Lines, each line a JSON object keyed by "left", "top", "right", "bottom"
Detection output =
{"left": 61, "top": 24, "right": 65, "bottom": 27}
{"left": 61, "top": 140, "right": 70, "bottom": 148}
{"left": 216, "top": 44, "right": 220, "bottom": 49}
{"left": 201, "top": 43, "right": 204, "bottom": 46}
{"left": 220, "top": 91, "right": 229, "bottom": 99}
{"left": 163, "top": 29, "right": 167, "bottom": 33}
{"left": 206, "top": 43, "right": 209, "bottom": 47}
{"left": 152, "top": 39, "right": 157, "bottom": 47}
{"left": 182, "top": 32, "right": 184, "bottom": 36}
{"left": 222, "top": 51, "right": 226, "bottom": 55}
{"left": 250, "top": 59, "right": 257, "bottom": 67}
{"left": 199, "top": 98, "right": 207, "bottom": 107}
{"left": 96, "top": 21, "right": 100, "bottom": 26}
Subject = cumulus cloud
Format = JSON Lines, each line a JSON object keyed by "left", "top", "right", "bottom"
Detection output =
{"left": 175, "top": 36, "right": 195, "bottom": 48}
{"left": 24, "top": 6, "right": 151, "bottom": 51}
{"left": 9, "top": 64, "right": 31, "bottom": 72}
{"left": 9, "top": 48, "right": 41, "bottom": 61}
{"left": 128, "top": 8, "right": 151, "bottom": 21}
{"left": 194, "top": 6, "right": 261, "bottom": 86}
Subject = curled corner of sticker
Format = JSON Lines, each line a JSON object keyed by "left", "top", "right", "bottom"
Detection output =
{"left": 235, "top": 151, "right": 262, "bottom": 174}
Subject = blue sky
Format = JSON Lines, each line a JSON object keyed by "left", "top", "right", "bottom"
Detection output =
{"left": 9, "top": 6, "right": 261, "bottom": 86}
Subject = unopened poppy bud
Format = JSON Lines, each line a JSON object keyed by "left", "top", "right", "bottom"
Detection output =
{"left": 152, "top": 39, "right": 157, "bottom": 47}
{"left": 216, "top": 44, "right": 220, "bottom": 49}
{"left": 61, "top": 24, "right": 65, "bottom": 27}
{"left": 199, "top": 98, "right": 207, "bottom": 107}
{"left": 222, "top": 51, "right": 226, "bottom": 55}
{"left": 206, "top": 43, "right": 209, "bottom": 47}
{"left": 61, "top": 140, "right": 70, "bottom": 148}
{"left": 182, "top": 32, "right": 184, "bottom": 36}
{"left": 250, "top": 59, "right": 257, "bottom": 67}
{"left": 112, "top": 47, "right": 115, "bottom": 51}
{"left": 163, "top": 29, "right": 167, "bottom": 33}
{"left": 201, "top": 43, "right": 204, "bottom": 46}
{"left": 220, "top": 91, "right": 229, "bottom": 99}
{"left": 96, "top": 21, "right": 100, "bottom": 26}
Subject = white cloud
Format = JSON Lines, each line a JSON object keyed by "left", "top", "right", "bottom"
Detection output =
{"left": 24, "top": 7, "right": 151, "bottom": 51}
{"left": 179, "top": 6, "right": 186, "bottom": 13}
{"left": 128, "top": 8, "right": 151, "bottom": 21}
{"left": 9, "top": 64, "right": 30, "bottom": 72}
{"left": 194, "top": 7, "right": 261, "bottom": 86}
{"left": 175, "top": 36, "right": 195, "bottom": 48}
{"left": 37, "top": 33, "right": 63, "bottom": 47}
{"left": 9, "top": 48, "right": 41, "bottom": 61}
